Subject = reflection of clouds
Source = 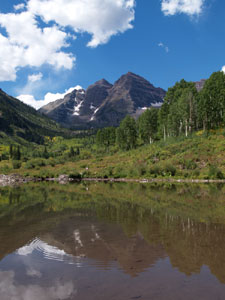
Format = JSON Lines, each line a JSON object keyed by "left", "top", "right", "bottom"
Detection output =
{"left": 26, "top": 268, "right": 42, "bottom": 278}
{"left": 0, "top": 271, "right": 76, "bottom": 300}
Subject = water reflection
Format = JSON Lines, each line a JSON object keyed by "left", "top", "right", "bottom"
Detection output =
{"left": 0, "top": 182, "right": 225, "bottom": 299}
{"left": 0, "top": 271, "right": 76, "bottom": 300}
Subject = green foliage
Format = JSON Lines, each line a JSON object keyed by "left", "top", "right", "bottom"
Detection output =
{"left": 116, "top": 116, "right": 137, "bottom": 150}
{"left": 208, "top": 165, "right": 224, "bottom": 179}
{"left": 138, "top": 108, "right": 158, "bottom": 144}
{"left": 164, "top": 164, "right": 177, "bottom": 176}
{"left": 69, "top": 172, "right": 82, "bottom": 180}
{"left": 96, "top": 127, "right": 116, "bottom": 148}
{"left": 0, "top": 90, "right": 70, "bottom": 144}
{"left": 198, "top": 72, "right": 225, "bottom": 130}
{"left": 12, "top": 160, "right": 21, "bottom": 169}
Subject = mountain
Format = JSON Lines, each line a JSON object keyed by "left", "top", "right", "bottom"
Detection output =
{"left": 39, "top": 72, "right": 166, "bottom": 129}
{"left": 93, "top": 72, "right": 165, "bottom": 127}
{"left": 0, "top": 89, "right": 68, "bottom": 144}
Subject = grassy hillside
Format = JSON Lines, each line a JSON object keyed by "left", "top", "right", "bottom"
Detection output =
{"left": 1, "top": 129, "right": 224, "bottom": 180}
{"left": 0, "top": 89, "right": 69, "bottom": 145}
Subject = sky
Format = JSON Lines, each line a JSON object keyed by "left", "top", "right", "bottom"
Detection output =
{"left": 0, "top": 0, "right": 224, "bottom": 109}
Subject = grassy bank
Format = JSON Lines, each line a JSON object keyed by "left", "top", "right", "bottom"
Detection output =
{"left": 0, "top": 129, "right": 224, "bottom": 180}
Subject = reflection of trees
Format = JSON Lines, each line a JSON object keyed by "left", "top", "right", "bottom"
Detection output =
{"left": 0, "top": 182, "right": 225, "bottom": 282}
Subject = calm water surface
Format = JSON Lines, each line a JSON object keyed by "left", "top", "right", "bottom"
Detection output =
{"left": 0, "top": 182, "right": 225, "bottom": 300}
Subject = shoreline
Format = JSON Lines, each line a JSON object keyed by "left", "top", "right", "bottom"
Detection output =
{"left": 0, "top": 174, "right": 225, "bottom": 187}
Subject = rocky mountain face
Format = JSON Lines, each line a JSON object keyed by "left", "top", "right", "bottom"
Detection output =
{"left": 39, "top": 72, "right": 166, "bottom": 129}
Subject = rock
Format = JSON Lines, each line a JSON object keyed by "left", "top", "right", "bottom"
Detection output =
{"left": 58, "top": 174, "right": 70, "bottom": 184}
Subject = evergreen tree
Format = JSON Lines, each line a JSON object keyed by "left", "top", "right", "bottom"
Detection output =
{"left": 43, "top": 146, "right": 49, "bottom": 159}
{"left": 69, "top": 147, "right": 75, "bottom": 157}
{"left": 15, "top": 146, "right": 21, "bottom": 160}
{"left": 9, "top": 145, "right": 13, "bottom": 158}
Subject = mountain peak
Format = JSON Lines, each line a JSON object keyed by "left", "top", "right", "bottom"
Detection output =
{"left": 95, "top": 78, "right": 112, "bottom": 86}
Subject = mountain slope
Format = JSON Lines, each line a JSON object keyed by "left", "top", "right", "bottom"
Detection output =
{"left": 0, "top": 89, "right": 68, "bottom": 144}
{"left": 39, "top": 72, "right": 166, "bottom": 129}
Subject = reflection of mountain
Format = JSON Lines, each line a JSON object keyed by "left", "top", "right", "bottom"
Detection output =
{"left": 38, "top": 217, "right": 166, "bottom": 277}
{"left": 0, "top": 183, "right": 225, "bottom": 283}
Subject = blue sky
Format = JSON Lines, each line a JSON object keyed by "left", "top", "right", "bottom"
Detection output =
{"left": 0, "top": 0, "right": 224, "bottom": 108}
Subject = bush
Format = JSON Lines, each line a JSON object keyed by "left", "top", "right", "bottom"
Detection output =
{"left": 24, "top": 158, "right": 47, "bottom": 169}
{"left": 113, "top": 166, "right": 127, "bottom": 178}
{"left": 12, "top": 160, "right": 21, "bottom": 169}
{"left": 69, "top": 172, "right": 82, "bottom": 180}
{"left": 39, "top": 170, "right": 54, "bottom": 179}
{"left": 180, "top": 159, "right": 197, "bottom": 170}
{"left": 149, "top": 165, "right": 161, "bottom": 177}
{"left": 135, "top": 161, "right": 147, "bottom": 176}
{"left": 208, "top": 165, "right": 224, "bottom": 179}
{"left": 164, "top": 164, "right": 177, "bottom": 176}
{"left": 48, "top": 158, "right": 56, "bottom": 167}
{"left": 24, "top": 161, "right": 35, "bottom": 169}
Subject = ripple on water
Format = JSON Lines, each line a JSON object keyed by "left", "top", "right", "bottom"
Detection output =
{"left": 16, "top": 238, "right": 84, "bottom": 267}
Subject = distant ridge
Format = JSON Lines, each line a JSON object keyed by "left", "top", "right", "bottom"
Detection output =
{"left": 0, "top": 89, "right": 67, "bottom": 144}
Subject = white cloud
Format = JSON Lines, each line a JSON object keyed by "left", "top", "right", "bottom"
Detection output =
{"left": 158, "top": 42, "right": 169, "bottom": 53}
{"left": 0, "top": 10, "right": 75, "bottom": 81}
{"left": 14, "top": 3, "right": 26, "bottom": 11}
{"left": 17, "top": 85, "right": 83, "bottom": 109}
{"left": 28, "top": 73, "right": 43, "bottom": 82}
{"left": 221, "top": 66, "right": 225, "bottom": 73}
{"left": 28, "top": 0, "right": 135, "bottom": 47}
{"left": 0, "top": 0, "right": 135, "bottom": 81}
{"left": 161, "top": 0, "right": 204, "bottom": 16}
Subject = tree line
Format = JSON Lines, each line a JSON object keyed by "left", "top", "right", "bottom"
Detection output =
{"left": 96, "top": 71, "right": 225, "bottom": 150}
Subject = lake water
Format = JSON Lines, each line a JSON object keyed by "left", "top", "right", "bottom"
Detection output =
{"left": 0, "top": 182, "right": 225, "bottom": 300}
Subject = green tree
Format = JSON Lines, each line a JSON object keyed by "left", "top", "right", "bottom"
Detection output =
{"left": 138, "top": 108, "right": 158, "bottom": 144}
{"left": 161, "top": 79, "right": 197, "bottom": 137}
{"left": 69, "top": 147, "right": 75, "bottom": 157}
{"left": 116, "top": 116, "right": 137, "bottom": 150}
{"left": 198, "top": 71, "right": 225, "bottom": 130}
{"left": 96, "top": 127, "right": 116, "bottom": 148}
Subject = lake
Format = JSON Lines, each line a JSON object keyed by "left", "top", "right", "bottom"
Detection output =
{"left": 0, "top": 182, "right": 225, "bottom": 300}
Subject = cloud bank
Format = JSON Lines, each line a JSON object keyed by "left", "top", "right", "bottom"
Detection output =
{"left": 17, "top": 85, "right": 83, "bottom": 109}
{"left": 0, "top": 0, "right": 135, "bottom": 81}
{"left": 161, "top": 0, "right": 204, "bottom": 16}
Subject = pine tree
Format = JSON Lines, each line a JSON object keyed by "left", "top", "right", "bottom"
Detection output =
{"left": 69, "top": 147, "right": 75, "bottom": 157}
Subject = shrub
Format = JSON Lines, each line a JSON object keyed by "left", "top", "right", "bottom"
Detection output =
{"left": 164, "top": 164, "right": 177, "bottom": 176}
{"left": 12, "top": 160, "right": 21, "bottom": 169}
{"left": 208, "top": 165, "right": 224, "bottom": 179}
{"left": 180, "top": 159, "right": 197, "bottom": 170}
{"left": 69, "top": 172, "right": 82, "bottom": 180}
{"left": 135, "top": 161, "right": 147, "bottom": 176}
{"left": 24, "top": 161, "right": 35, "bottom": 169}
{"left": 25, "top": 158, "right": 47, "bottom": 169}
{"left": 149, "top": 165, "right": 161, "bottom": 177}
{"left": 113, "top": 166, "right": 127, "bottom": 178}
